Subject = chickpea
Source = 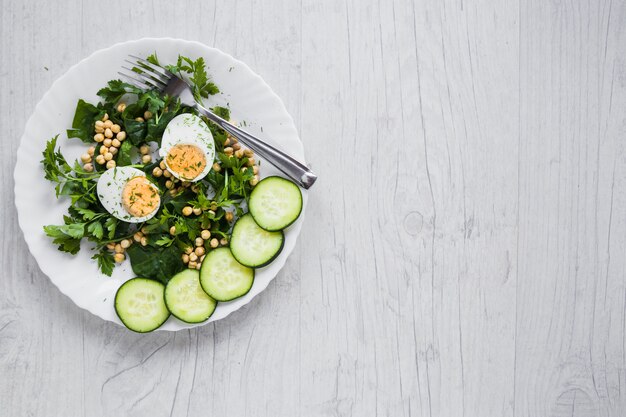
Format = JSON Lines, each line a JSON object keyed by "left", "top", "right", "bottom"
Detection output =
{"left": 111, "top": 124, "right": 121, "bottom": 134}
{"left": 106, "top": 242, "right": 116, "bottom": 250}
{"left": 210, "top": 238, "right": 219, "bottom": 248}
{"left": 195, "top": 246, "right": 205, "bottom": 257}
{"left": 241, "top": 167, "right": 248, "bottom": 173}
{"left": 246, "top": 157, "right": 255, "bottom": 167}
{"left": 116, "top": 103, "right": 126, "bottom": 113}
{"left": 190, "top": 185, "right": 199, "bottom": 193}
{"left": 141, "top": 226, "right": 149, "bottom": 234}
{"left": 232, "top": 143, "right": 241, "bottom": 151}
{"left": 189, "top": 252, "right": 198, "bottom": 262}
{"left": 102, "top": 113, "right": 109, "bottom": 122}
{"left": 223, "top": 137, "right": 230, "bottom": 146}
{"left": 94, "top": 133, "right": 104, "bottom": 143}
{"left": 192, "top": 207, "right": 202, "bottom": 216}
{"left": 104, "top": 128, "right": 113, "bottom": 138}
{"left": 250, "top": 176, "right": 259, "bottom": 186}
{"left": 120, "top": 239, "right": 131, "bottom": 249}
{"left": 95, "top": 155, "right": 106, "bottom": 165}
{"left": 140, "top": 237, "right": 148, "bottom": 246}
{"left": 80, "top": 153, "right": 91, "bottom": 163}
{"left": 182, "top": 254, "right": 190, "bottom": 264}
{"left": 135, "top": 117, "right": 144, "bottom": 122}
{"left": 152, "top": 167, "right": 162, "bottom": 177}
{"left": 220, "top": 238, "right": 228, "bottom": 246}
{"left": 188, "top": 261, "right": 198, "bottom": 269}
{"left": 195, "top": 263, "right": 201, "bottom": 270}
{"left": 184, "top": 246, "right": 193, "bottom": 255}
{"left": 116, "top": 131, "right": 126, "bottom": 141}
{"left": 165, "top": 180, "right": 174, "bottom": 189}
{"left": 103, "top": 120, "right": 113, "bottom": 129}
{"left": 139, "top": 144, "right": 150, "bottom": 155}
{"left": 163, "top": 170, "right": 172, "bottom": 178}
{"left": 106, "top": 160, "right": 116, "bottom": 169}
{"left": 182, "top": 181, "right": 191, "bottom": 188}
{"left": 234, "top": 149, "right": 244, "bottom": 159}
{"left": 95, "top": 126, "right": 104, "bottom": 133}
{"left": 95, "top": 120, "right": 105, "bottom": 129}
{"left": 253, "top": 165, "right": 259, "bottom": 175}
{"left": 224, "top": 147, "right": 233, "bottom": 155}
{"left": 244, "top": 149, "right": 254, "bottom": 158}
{"left": 110, "top": 147, "right": 118, "bottom": 155}
{"left": 159, "top": 160, "right": 167, "bottom": 170}
{"left": 200, "top": 230, "right": 211, "bottom": 240}
{"left": 182, "top": 206, "right": 193, "bottom": 216}
{"left": 212, "top": 162, "right": 221, "bottom": 172}
{"left": 210, "top": 203, "right": 217, "bottom": 211}
{"left": 195, "top": 237, "right": 204, "bottom": 247}
{"left": 83, "top": 163, "right": 94, "bottom": 172}
{"left": 114, "top": 243, "right": 124, "bottom": 254}
{"left": 103, "top": 138, "right": 112, "bottom": 147}
{"left": 169, "top": 189, "right": 178, "bottom": 197}
{"left": 141, "top": 154, "right": 152, "bottom": 164}
{"left": 225, "top": 211, "right": 234, "bottom": 222}
{"left": 133, "top": 232, "right": 143, "bottom": 242}
{"left": 200, "top": 255, "right": 205, "bottom": 263}
{"left": 143, "top": 111, "right": 153, "bottom": 120}
{"left": 104, "top": 152, "right": 113, "bottom": 161}
{"left": 87, "top": 146, "right": 95, "bottom": 156}
{"left": 114, "top": 253, "right": 125, "bottom": 263}
{"left": 230, "top": 135, "right": 238, "bottom": 144}
{"left": 111, "top": 139, "right": 120, "bottom": 148}
{"left": 207, "top": 210, "right": 216, "bottom": 216}
{"left": 99, "top": 146, "right": 108, "bottom": 155}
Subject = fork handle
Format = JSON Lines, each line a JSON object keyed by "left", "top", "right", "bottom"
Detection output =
{"left": 194, "top": 104, "right": 317, "bottom": 189}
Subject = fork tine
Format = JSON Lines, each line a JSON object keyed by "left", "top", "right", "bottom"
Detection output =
{"left": 120, "top": 66, "right": 164, "bottom": 89}
{"left": 118, "top": 71, "right": 154, "bottom": 90}
{"left": 123, "top": 59, "right": 169, "bottom": 83}
{"left": 128, "top": 54, "right": 173, "bottom": 77}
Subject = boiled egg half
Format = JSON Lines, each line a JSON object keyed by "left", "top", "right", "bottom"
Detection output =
{"left": 159, "top": 114, "right": 215, "bottom": 182}
{"left": 97, "top": 167, "right": 161, "bottom": 223}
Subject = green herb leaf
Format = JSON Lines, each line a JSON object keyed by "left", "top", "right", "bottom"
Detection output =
{"left": 87, "top": 221, "right": 104, "bottom": 240}
{"left": 126, "top": 243, "right": 185, "bottom": 283}
{"left": 92, "top": 250, "right": 114, "bottom": 276}
{"left": 66, "top": 100, "right": 104, "bottom": 143}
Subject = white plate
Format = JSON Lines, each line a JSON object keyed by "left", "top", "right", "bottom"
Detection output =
{"left": 14, "top": 38, "right": 307, "bottom": 331}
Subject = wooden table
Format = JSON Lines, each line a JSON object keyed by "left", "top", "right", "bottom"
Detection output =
{"left": 2, "top": 1, "right": 625, "bottom": 416}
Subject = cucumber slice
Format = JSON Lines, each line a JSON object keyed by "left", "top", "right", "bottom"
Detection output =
{"left": 165, "top": 269, "right": 217, "bottom": 323}
{"left": 115, "top": 278, "right": 170, "bottom": 332}
{"left": 230, "top": 214, "right": 284, "bottom": 267}
{"left": 249, "top": 176, "right": 303, "bottom": 231}
{"left": 200, "top": 247, "right": 255, "bottom": 301}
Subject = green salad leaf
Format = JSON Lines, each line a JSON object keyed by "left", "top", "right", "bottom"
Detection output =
{"left": 126, "top": 244, "right": 185, "bottom": 284}
{"left": 66, "top": 100, "right": 105, "bottom": 144}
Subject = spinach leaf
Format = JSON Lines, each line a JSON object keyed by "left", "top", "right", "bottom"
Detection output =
{"left": 66, "top": 99, "right": 104, "bottom": 143}
{"left": 116, "top": 140, "right": 133, "bottom": 166}
{"left": 126, "top": 243, "right": 185, "bottom": 283}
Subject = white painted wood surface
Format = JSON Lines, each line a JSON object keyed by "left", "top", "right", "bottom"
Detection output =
{"left": 2, "top": 0, "right": 626, "bottom": 415}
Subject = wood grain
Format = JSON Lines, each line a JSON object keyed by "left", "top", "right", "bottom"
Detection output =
{"left": 1, "top": 0, "right": 626, "bottom": 416}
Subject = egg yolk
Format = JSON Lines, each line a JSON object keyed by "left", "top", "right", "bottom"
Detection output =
{"left": 166, "top": 144, "right": 207, "bottom": 180}
{"left": 122, "top": 177, "right": 160, "bottom": 218}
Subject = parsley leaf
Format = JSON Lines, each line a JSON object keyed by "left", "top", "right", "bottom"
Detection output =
{"left": 92, "top": 250, "right": 114, "bottom": 277}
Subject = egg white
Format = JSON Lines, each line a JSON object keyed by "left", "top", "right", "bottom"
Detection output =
{"left": 97, "top": 167, "right": 160, "bottom": 223}
{"left": 159, "top": 113, "right": 215, "bottom": 182}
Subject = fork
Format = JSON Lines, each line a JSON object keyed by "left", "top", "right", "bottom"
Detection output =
{"left": 118, "top": 55, "right": 317, "bottom": 189}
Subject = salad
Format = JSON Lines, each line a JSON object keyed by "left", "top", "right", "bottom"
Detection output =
{"left": 41, "top": 54, "right": 304, "bottom": 331}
